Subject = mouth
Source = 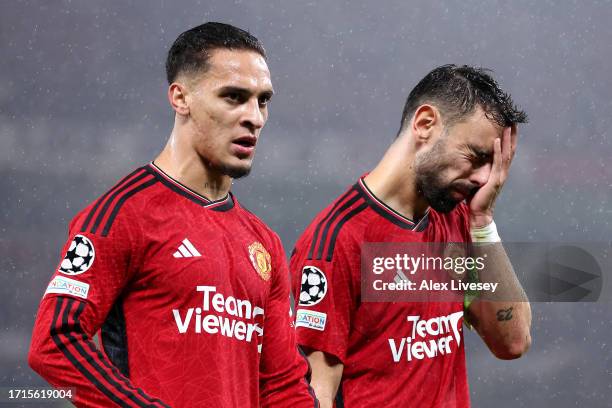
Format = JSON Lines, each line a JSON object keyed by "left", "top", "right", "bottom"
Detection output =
{"left": 450, "top": 190, "right": 466, "bottom": 202}
{"left": 232, "top": 135, "right": 257, "bottom": 148}
{"left": 452, "top": 185, "right": 478, "bottom": 202}
{"left": 231, "top": 135, "right": 257, "bottom": 157}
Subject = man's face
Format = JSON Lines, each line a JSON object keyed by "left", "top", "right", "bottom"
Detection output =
{"left": 183, "top": 49, "right": 273, "bottom": 179}
{"left": 415, "top": 108, "right": 502, "bottom": 213}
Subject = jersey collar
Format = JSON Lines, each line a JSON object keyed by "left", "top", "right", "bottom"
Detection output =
{"left": 357, "top": 176, "right": 429, "bottom": 231}
{"left": 146, "top": 162, "right": 235, "bottom": 211}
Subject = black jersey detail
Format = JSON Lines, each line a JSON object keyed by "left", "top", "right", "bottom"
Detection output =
{"left": 296, "top": 346, "right": 320, "bottom": 407}
{"left": 367, "top": 201, "right": 414, "bottom": 230}
{"left": 325, "top": 203, "right": 368, "bottom": 262}
{"left": 146, "top": 163, "right": 235, "bottom": 210}
{"left": 335, "top": 380, "right": 345, "bottom": 408}
{"left": 89, "top": 171, "right": 153, "bottom": 235}
{"left": 307, "top": 187, "right": 360, "bottom": 260}
{"left": 313, "top": 192, "right": 364, "bottom": 261}
{"left": 357, "top": 178, "right": 430, "bottom": 231}
{"left": 51, "top": 297, "right": 170, "bottom": 407}
{"left": 209, "top": 193, "right": 235, "bottom": 212}
{"left": 101, "top": 299, "right": 129, "bottom": 378}
{"left": 413, "top": 213, "right": 430, "bottom": 232}
{"left": 50, "top": 299, "right": 129, "bottom": 407}
{"left": 80, "top": 168, "right": 147, "bottom": 233}
{"left": 101, "top": 178, "right": 158, "bottom": 237}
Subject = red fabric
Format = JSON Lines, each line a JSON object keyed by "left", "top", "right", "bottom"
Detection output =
{"left": 291, "top": 178, "right": 471, "bottom": 408}
{"left": 29, "top": 164, "right": 317, "bottom": 408}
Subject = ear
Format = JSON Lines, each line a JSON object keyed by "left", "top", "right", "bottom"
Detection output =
{"left": 411, "top": 104, "right": 440, "bottom": 144}
{"left": 168, "top": 82, "right": 190, "bottom": 116}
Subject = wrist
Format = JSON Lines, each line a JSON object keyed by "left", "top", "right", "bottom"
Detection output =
{"left": 470, "top": 219, "right": 501, "bottom": 243}
{"left": 469, "top": 213, "right": 494, "bottom": 229}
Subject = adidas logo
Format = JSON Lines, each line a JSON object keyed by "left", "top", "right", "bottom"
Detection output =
{"left": 173, "top": 238, "right": 202, "bottom": 258}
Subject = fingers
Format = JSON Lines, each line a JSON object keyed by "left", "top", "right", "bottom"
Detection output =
{"left": 492, "top": 137, "right": 503, "bottom": 186}
{"left": 502, "top": 127, "right": 512, "bottom": 165}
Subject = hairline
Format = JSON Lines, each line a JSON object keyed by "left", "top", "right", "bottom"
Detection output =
{"left": 401, "top": 100, "right": 510, "bottom": 132}
{"left": 399, "top": 101, "right": 505, "bottom": 139}
{"left": 172, "top": 47, "right": 268, "bottom": 85}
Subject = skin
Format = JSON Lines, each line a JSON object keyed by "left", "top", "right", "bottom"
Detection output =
{"left": 155, "top": 48, "right": 274, "bottom": 200}
{"left": 306, "top": 104, "right": 532, "bottom": 408}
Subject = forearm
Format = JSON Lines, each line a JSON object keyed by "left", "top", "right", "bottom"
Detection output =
{"left": 305, "top": 350, "right": 343, "bottom": 408}
{"left": 468, "top": 242, "right": 532, "bottom": 359}
{"left": 29, "top": 296, "right": 169, "bottom": 408}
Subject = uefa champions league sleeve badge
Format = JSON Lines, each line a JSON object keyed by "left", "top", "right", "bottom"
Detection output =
{"left": 298, "top": 266, "right": 327, "bottom": 306}
{"left": 58, "top": 234, "right": 95, "bottom": 275}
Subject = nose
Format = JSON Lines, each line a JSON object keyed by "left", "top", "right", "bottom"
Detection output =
{"left": 241, "top": 99, "right": 265, "bottom": 132}
{"left": 470, "top": 163, "right": 492, "bottom": 187}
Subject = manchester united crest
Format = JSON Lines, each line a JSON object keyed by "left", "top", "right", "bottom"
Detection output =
{"left": 248, "top": 241, "right": 272, "bottom": 281}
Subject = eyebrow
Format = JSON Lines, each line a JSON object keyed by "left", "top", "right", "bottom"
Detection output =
{"left": 218, "top": 86, "right": 274, "bottom": 99}
{"left": 469, "top": 145, "right": 492, "bottom": 159}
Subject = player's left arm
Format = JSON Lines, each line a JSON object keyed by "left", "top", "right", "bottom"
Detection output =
{"left": 465, "top": 125, "right": 532, "bottom": 360}
{"left": 259, "top": 236, "right": 318, "bottom": 408}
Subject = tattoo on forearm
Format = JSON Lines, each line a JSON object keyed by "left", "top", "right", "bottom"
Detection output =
{"left": 496, "top": 307, "right": 513, "bottom": 321}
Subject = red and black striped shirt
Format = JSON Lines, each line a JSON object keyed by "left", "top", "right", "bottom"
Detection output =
{"left": 29, "top": 163, "right": 317, "bottom": 408}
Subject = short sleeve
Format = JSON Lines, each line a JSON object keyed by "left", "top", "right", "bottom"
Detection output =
{"left": 290, "top": 232, "right": 359, "bottom": 364}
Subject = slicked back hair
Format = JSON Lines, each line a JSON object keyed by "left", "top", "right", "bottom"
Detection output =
{"left": 399, "top": 64, "right": 528, "bottom": 134}
{"left": 165, "top": 22, "right": 266, "bottom": 84}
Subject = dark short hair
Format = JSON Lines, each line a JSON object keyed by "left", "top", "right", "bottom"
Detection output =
{"left": 165, "top": 22, "right": 266, "bottom": 84}
{"left": 399, "top": 64, "right": 528, "bottom": 133}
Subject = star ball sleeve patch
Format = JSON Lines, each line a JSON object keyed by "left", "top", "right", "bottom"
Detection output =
{"left": 58, "top": 234, "right": 95, "bottom": 275}
{"left": 298, "top": 266, "right": 328, "bottom": 306}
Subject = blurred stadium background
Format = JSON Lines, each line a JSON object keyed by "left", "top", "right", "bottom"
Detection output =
{"left": 1, "top": 1, "right": 611, "bottom": 406}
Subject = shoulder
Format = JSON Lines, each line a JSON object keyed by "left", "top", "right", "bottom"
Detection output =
{"left": 234, "top": 202, "right": 284, "bottom": 251}
{"left": 293, "top": 184, "right": 367, "bottom": 264}
{"left": 69, "top": 166, "right": 157, "bottom": 238}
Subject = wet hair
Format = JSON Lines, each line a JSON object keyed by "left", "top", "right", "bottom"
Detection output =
{"left": 399, "top": 64, "right": 528, "bottom": 133}
{"left": 165, "top": 22, "right": 266, "bottom": 84}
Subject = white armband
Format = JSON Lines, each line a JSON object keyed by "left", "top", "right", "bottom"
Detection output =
{"left": 470, "top": 220, "right": 501, "bottom": 243}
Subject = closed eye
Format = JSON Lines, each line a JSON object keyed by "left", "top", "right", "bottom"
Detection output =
{"left": 468, "top": 146, "right": 492, "bottom": 166}
{"left": 474, "top": 152, "right": 490, "bottom": 165}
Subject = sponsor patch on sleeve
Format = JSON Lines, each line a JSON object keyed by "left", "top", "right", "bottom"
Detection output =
{"left": 45, "top": 275, "right": 90, "bottom": 299}
{"left": 295, "top": 309, "right": 327, "bottom": 331}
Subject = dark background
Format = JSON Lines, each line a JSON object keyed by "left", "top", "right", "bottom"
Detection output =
{"left": 1, "top": 1, "right": 611, "bottom": 406}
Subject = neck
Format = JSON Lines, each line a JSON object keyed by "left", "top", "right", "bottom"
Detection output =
{"left": 154, "top": 127, "right": 232, "bottom": 202}
{"left": 363, "top": 133, "right": 429, "bottom": 221}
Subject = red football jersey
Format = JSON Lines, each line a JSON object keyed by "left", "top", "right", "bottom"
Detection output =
{"left": 29, "top": 163, "right": 317, "bottom": 408}
{"left": 291, "top": 177, "right": 471, "bottom": 408}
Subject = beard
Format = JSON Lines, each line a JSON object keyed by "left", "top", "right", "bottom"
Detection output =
{"left": 201, "top": 149, "right": 253, "bottom": 179}
{"left": 200, "top": 155, "right": 252, "bottom": 179}
{"left": 218, "top": 162, "right": 251, "bottom": 179}
{"left": 414, "top": 138, "right": 465, "bottom": 214}
{"left": 415, "top": 170, "right": 458, "bottom": 213}
{"left": 192, "top": 117, "right": 254, "bottom": 180}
